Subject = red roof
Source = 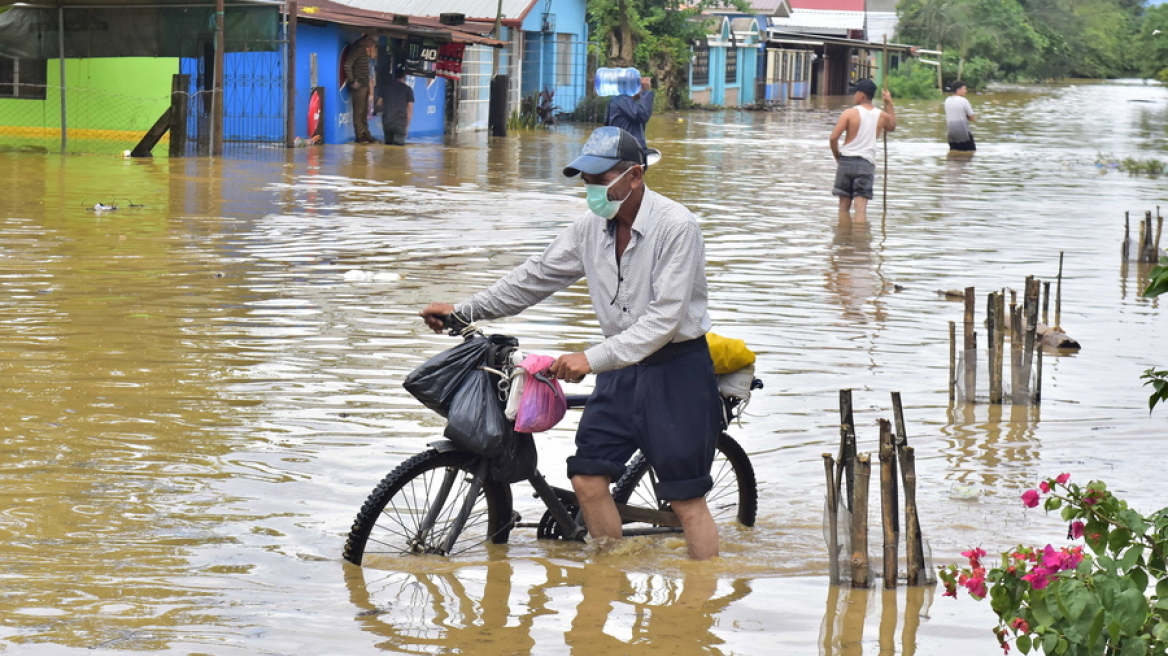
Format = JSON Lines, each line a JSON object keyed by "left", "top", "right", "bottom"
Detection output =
{"left": 787, "top": 0, "right": 865, "bottom": 11}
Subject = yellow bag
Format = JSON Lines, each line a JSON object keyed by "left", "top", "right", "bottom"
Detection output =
{"left": 706, "top": 332, "right": 755, "bottom": 375}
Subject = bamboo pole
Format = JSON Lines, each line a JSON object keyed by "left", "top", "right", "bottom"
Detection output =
{"left": 891, "top": 391, "right": 907, "bottom": 447}
{"left": 838, "top": 389, "right": 856, "bottom": 512}
{"left": 882, "top": 36, "right": 889, "bottom": 217}
{"left": 851, "top": 453, "right": 872, "bottom": 588}
{"left": 1124, "top": 211, "right": 1131, "bottom": 260}
{"left": 988, "top": 292, "right": 1002, "bottom": 403}
{"left": 948, "top": 321, "right": 957, "bottom": 402}
{"left": 212, "top": 0, "right": 225, "bottom": 156}
{"left": 285, "top": 0, "right": 298, "bottom": 149}
{"left": 824, "top": 453, "right": 840, "bottom": 585}
{"left": 898, "top": 445, "right": 925, "bottom": 585}
{"left": 879, "top": 420, "right": 899, "bottom": 588}
{"left": 1042, "top": 281, "right": 1051, "bottom": 327}
{"left": 1145, "top": 211, "right": 1157, "bottom": 262}
{"left": 1055, "top": 252, "right": 1064, "bottom": 329}
{"left": 994, "top": 291, "right": 1005, "bottom": 403}
{"left": 1021, "top": 276, "right": 1040, "bottom": 400}
{"left": 1156, "top": 207, "right": 1164, "bottom": 261}
{"left": 1011, "top": 303, "right": 1024, "bottom": 404}
{"left": 963, "top": 287, "right": 976, "bottom": 404}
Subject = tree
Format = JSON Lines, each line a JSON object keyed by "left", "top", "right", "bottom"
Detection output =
{"left": 897, "top": 0, "right": 1045, "bottom": 80}
{"left": 1135, "top": 4, "right": 1168, "bottom": 82}
{"left": 588, "top": 0, "right": 746, "bottom": 108}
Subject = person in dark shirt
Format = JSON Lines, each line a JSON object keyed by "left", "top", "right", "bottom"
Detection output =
{"left": 343, "top": 35, "right": 376, "bottom": 144}
{"left": 377, "top": 67, "right": 414, "bottom": 146}
{"left": 604, "top": 76, "right": 654, "bottom": 150}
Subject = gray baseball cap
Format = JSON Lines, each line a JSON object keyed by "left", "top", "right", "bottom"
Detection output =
{"left": 563, "top": 126, "right": 646, "bottom": 177}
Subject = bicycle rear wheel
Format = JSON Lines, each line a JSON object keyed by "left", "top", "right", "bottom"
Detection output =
{"left": 611, "top": 432, "right": 757, "bottom": 528}
{"left": 344, "top": 449, "right": 514, "bottom": 565}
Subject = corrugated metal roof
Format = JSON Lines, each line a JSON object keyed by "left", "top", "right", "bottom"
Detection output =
{"left": 767, "top": 9, "right": 896, "bottom": 39}
{"left": 331, "top": 0, "right": 535, "bottom": 22}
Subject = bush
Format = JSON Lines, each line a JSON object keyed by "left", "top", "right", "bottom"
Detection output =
{"left": 940, "top": 474, "right": 1168, "bottom": 654}
{"left": 886, "top": 60, "right": 943, "bottom": 100}
{"left": 941, "top": 52, "right": 1001, "bottom": 92}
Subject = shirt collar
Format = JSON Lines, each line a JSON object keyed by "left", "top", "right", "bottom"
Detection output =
{"left": 603, "top": 185, "right": 657, "bottom": 238}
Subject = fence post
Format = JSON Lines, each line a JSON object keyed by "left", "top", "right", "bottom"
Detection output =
{"left": 58, "top": 6, "right": 68, "bottom": 154}
{"left": 169, "top": 74, "right": 189, "bottom": 158}
{"left": 285, "top": 1, "right": 297, "bottom": 149}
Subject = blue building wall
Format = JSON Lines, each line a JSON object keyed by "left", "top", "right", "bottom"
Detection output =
{"left": 519, "top": 0, "right": 587, "bottom": 114}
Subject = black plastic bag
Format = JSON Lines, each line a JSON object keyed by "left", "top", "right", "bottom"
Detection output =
{"left": 491, "top": 430, "right": 537, "bottom": 484}
{"left": 443, "top": 367, "right": 510, "bottom": 457}
{"left": 403, "top": 334, "right": 515, "bottom": 417}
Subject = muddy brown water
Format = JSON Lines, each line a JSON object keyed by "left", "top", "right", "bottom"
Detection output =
{"left": 0, "top": 80, "right": 1164, "bottom": 655}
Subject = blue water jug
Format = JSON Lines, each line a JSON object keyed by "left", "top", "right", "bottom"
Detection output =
{"left": 594, "top": 67, "right": 641, "bottom": 97}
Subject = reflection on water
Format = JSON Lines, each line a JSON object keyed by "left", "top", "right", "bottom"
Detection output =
{"left": 0, "top": 81, "right": 1165, "bottom": 654}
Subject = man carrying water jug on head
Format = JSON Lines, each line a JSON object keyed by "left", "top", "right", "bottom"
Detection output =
{"left": 603, "top": 68, "right": 655, "bottom": 152}
{"left": 420, "top": 125, "right": 723, "bottom": 560}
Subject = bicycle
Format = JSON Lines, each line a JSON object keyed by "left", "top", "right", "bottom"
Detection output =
{"left": 343, "top": 316, "right": 761, "bottom": 565}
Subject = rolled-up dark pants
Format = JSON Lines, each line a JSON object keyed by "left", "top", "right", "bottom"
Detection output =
{"left": 567, "top": 337, "right": 721, "bottom": 502}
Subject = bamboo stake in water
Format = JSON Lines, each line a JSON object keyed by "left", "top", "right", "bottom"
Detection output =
{"left": 879, "top": 419, "right": 899, "bottom": 589}
{"left": 988, "top": 292, "right": 1003, "bottom": 404}
{"left": 1055, "top": 252, "right": 1064, "bottom": 329}
{"left": 899, "top": 445, "right": 925, "bottom": 585}
{"left": 824, "top": 453, "right": 840, "bottom": 585}
{"left": 948, "top": 321, "right": 957, "bottom": 402}
{"left": 851, "top": 453, "right": 872, "bottom": 588}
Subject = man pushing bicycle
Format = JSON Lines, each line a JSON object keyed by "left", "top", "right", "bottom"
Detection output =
{"left": 421, "top": 126, "right": 722, "bottom": 560}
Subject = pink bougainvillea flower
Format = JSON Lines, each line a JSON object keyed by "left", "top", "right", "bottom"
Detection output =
{"left": 1042, "top": 544, "right": 1062, "bottom": 570}
{"left": 962, "top": 547, "right": 986, "bottom": 568}
{"left": 1022, "top": 566, "right": 1052, "bottom": 590}
{"left": 1082, "top": 493, "right": 1100, "bottom": 506}
{"left": 964, "top": 575, "right": 987, "bottom": 598}
{"left": 1010, "top": 617, "right": 1030, "bottom": 633}
{"left": 1021, "top": 489, "right": 1041, "bottom": 508}
{"left": 1056, "top": 473, "right": 1071, "bottom": 484}
{"left": 1070, "top": 521, "right": 1085, "bottom": 539}
{"left": 1039, "top": 481, "right": 1051, "bottom": 493}
{"left": 1066, "top": 546, "right": 1084, "bottom": 569}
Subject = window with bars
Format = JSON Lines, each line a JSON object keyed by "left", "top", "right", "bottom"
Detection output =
{"left": 692, "top": 44, "right": 709, "bottom": 87}
{"left": 556, "top": 34, "right": 573, "bottom": 86}
{"left": 0, "top": 57, "right": 47, "bottom": 100}
{"left": 725, "top": 47, "right": 737, "bottom": 85}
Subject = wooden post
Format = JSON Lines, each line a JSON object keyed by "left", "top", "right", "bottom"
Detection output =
{"left": 948, "top": 321, "right": 956, "bottom": 401}
{"left": 212, "top": 0, "right": 225, "bottom": 157}
{"left": 987, "top": 292, "right": 1002, "bottom": 403}
{"left": 963, "top": 286, "right": 976, "bottom": 403}
{"left": 838, "top": 389, "right": 857, "bottom": 511}
{"left": 1011, "top": 303, "right": 1024, "bottom": 404}
{"left": 1042, "top": 281, "right": 1051, "bottom": 327}
{"left": 898, "top": 445, "right": 925, "bottom": 585}
{"left": 1054, "top": 251, "right": 1064, "bottom": 329}
{"left": 824, "top": 453, "right": 840, "bottom": 585}
{"left": 851, "top": 453, "right": 872, "bottom": 588}
{"left": 1124, "top": 211, "right": 1131, "bottom": 260}
{"left": 169, "top": 74, "right": 189, "bottom": 158}
{"left": 879, "top": 419, "right": 898, "bottom": 588}
{"left": 1157, "top": 208, "right": 1164, "bottom": 262}
{"left": 891, "top": 391, "right": 907, "bottom": 447}
{"left": 58, "top": 6, "right": 68, "bottom": 154}
{"left": 1145, "top": 210, "right": 1157, "bottom": 262}
{"left": 285, "top": 0, "right": 298, "bottom": 149}
{"left": 1021, "top": 276, "right": 1040, "bottom": 401}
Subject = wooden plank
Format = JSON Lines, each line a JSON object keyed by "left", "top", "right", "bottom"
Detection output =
{"left": 130, "top": 107, "right": 173, "bottom": 158}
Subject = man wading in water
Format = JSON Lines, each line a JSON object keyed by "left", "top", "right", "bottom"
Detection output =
{"left": 829, "top": 79, "right": 897, "bottom": 223}
{"left": 420, "top": 126, "right": 723, "bottom": 560}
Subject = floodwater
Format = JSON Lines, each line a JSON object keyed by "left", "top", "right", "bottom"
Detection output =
{"left": 0, "top": 80, "right": 1165, "bottom": 655}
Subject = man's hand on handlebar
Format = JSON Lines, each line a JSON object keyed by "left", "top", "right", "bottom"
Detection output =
{"left": 549, "top": 352, "right": 591, "bottom": 384}
{"left": 420, "top": 302, "right": 456, "bottom": 333}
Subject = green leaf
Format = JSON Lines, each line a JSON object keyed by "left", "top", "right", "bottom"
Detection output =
{"left": 1118, "top": 544, "right": 1145, "bottom": 572}
{"left": 1046, "top": 496, "right": 1063, "bottom": 511}
{"left": 1056, "top": 636, "right": 1068, "bottom": 654}
{"left": 1119, "top": 635, "right": 1148, "bottom": 656}
{"left": 1017, "top": 634, "right": 1032, "bottom": 653}
{"left": 1058, "top": 579, "right": 1092, "bottom": 621}
{"left": 1087, "top": 608, "right": 1106, "bottom": 651}
{"left": 1042, "top": 631, "right": 1060, "bottom": 653}
{"left": 1115, "top": 588, "right": 1150, "bottom": 636}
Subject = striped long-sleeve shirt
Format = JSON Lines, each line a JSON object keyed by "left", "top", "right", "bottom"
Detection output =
{"left": 455, "top": 188, "right": 711, "bottom": 373}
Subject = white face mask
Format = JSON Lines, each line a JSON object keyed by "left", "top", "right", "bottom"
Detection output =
{"left": 584, "top": 166, "right": 637, "bottom": 219}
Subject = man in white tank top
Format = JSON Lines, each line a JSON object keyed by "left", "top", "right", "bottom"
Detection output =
{"left": 829, "top": 79, "right": 897, "bottom": 223}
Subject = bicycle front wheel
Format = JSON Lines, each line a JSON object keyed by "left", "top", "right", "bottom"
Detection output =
{"left": 343, "top": 449, "right": 514, "bottom": 565}
{"left": 611, "top": 432, "right": 757, "bottom": 528}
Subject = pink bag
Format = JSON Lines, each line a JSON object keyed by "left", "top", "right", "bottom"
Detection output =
{"left": 514, "top": 354, "right": 567, "bottom": 433}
